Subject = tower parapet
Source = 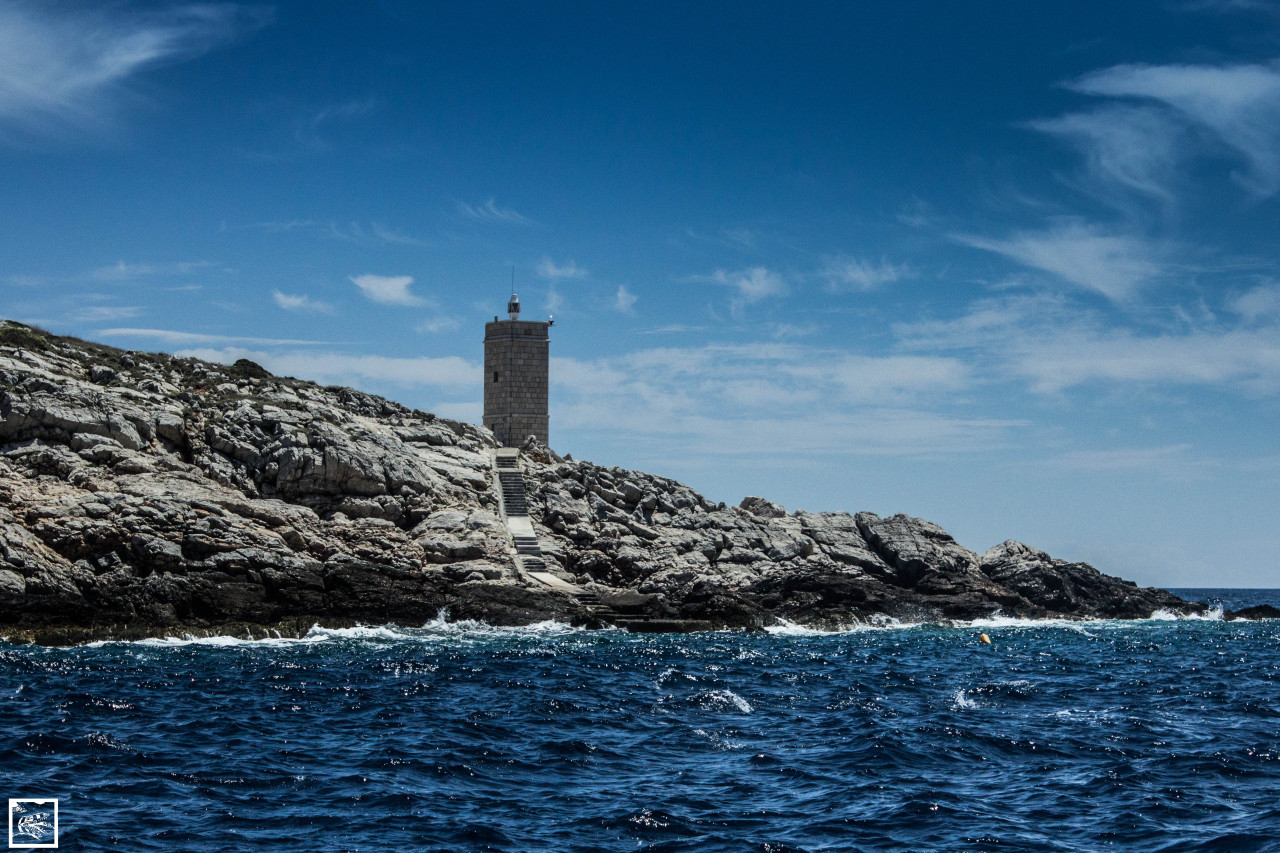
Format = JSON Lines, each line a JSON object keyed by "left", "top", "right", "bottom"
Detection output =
{"left": 483, "top": 294, "right": 550, "bottom": 447}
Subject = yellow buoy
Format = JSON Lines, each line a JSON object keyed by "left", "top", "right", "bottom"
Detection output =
{"left": 979, "top": 633, "right": 992, "bottom": 645}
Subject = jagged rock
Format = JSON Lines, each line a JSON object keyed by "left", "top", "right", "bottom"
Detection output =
{"left": 979, "top": 540, "right": 1188, "bottom": 618}
{"left": 0, "top": 320, "right": 1209, "bottom": 643}
{"left": 1227, "top": 604, "right": 1280, "bottom": 620}
{"left": 739, "top": 495, "right": 786, "bottom": 518}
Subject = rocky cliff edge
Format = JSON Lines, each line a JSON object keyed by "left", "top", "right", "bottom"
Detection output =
{"left": 0, "top": 321, "right": 1202, "bottom": 643}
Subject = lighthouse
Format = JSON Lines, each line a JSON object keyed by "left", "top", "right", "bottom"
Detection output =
{"left": 483, "top": 293, "right": 550, "bottom": 447}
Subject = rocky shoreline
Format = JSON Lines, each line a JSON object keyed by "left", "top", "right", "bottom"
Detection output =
{"left": 0, "top": 320, "right": 1240, "bottom": 645}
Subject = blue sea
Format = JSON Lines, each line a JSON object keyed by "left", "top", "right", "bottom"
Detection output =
{"left": 3, "top": 589, "right": 1280, "bottom": 852}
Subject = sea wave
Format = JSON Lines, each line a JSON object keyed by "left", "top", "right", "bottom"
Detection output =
{"left": 79, "top": 612, "right": 592, "bottom": 649}
{"left": 14, "top": 604, "right": 1241, "bottom": 652}
{"left": 5, "top": 595, "right": 1280, "bottom": 852}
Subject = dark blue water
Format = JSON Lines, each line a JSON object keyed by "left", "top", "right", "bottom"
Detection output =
{"left": 4, "top": 591, "right": 1280, "bottom": 852}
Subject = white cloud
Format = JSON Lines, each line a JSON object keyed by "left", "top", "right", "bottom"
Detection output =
{"left": 91, "top": 260, "right": 213, "bottom": 282}
{"left": 954, "top": 221, "right": 1161, "bottom": 301}
{"left": 415, "top": 315, "right": 461, "bottom": 334}
{"left": 545, "top": 285, "right": 564, "bottom": 312}
{"left": 238, "top": 220, "right": 426, "bottom": 246}
{"left": 369, "top": 222, "right": 428, "bottom": 247}
{"left": 1047, "top": 444, "right": 1197, "bottom": 473}
{"left": 97, "top": 328, "right": 328, "bottom": 347}
{"left": 69, "top": 305, "right": 143, "bottom": 323}
{"left": 636, "top": 324, "right": 708, "bottom": 335}
{"left": 536, "top": 258, "right": 587, "bottom": 279}
{"left": 457, "top": 198, "right": 529, "bottom": 225}
{"left": 349, "top": 274, "right": 425, "bottom": 306}
{"left": 272, "top": 290, "right": 333, "bottom": 314}
{"left": 1047, "top": 60, "right": 1280, "bottom": 197}
{"left": 705, "top": 267, "right": 788, "bottom": 314}
{"left": 823, "top": 355, "right": 971, "bottom": 402}
{"left": 821, "top": 256, "right": 911, "bottom": 292}
{"left": 178, "top": 347, "right": 481, "bottom": 389}
{"left": 244, "top": 219, "right": 315, "bottom": 234}
{"left": 546, "top": 343, "right": 999, "bottom": 457}
{"left": 1229, "top": 281, "right": 1280, "bottom": 322}
{"left": 896, "top": 294, "right": 1280, "bottom": 395}
{"left": 613, "top": 284, "right": 637, "bottom": 314}
{"left": 720, "top": 227, "right": 757, "bottom": 248}
{"left": 0, "top": 2, "right": 268, "bottom": 143}
{"left": 310, "top": 99, "right": 378, "bottom": 126}
{"left": 1013, "top": 326, "right": 1280, "bottom": 393}
{"left": 1028, "top": 105, "right": 1183, "bottom": 205}
{"left": 771, "top": 323, "right": 817, "bottom": 339}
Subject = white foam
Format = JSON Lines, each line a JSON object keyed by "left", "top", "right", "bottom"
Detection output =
{"left": 697, "top": 689, "right": 753, "bottom": 714}
{"left": 956, "top": 606, "right": 1224, "bottom": 630}
{"left": 764, "top": 619, "right": 835, "bottom": 636}
{"left": 763, "top": 615, "right": 915, "bottom": 634}
{"left": 80, "top": 610, "right": 592, "bottom": 649}
{"left": 1151, "top": 605, "right": 1224, "bottom": 621}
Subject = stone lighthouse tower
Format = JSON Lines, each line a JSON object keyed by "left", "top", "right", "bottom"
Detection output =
{"left": 483, "top": 293, "right": 550, "bottom": 447}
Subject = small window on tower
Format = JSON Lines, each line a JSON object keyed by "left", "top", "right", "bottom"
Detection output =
{"left": 493, "top": 371, "right": 500, "bottom": 383}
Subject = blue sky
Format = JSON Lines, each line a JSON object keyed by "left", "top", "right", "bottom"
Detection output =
{"left": 3, "top": 1, "right": 1279, "bottom": 587}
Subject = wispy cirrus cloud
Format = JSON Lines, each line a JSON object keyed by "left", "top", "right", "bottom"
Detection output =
{"left": 6, "top": 293, "right": 143, "bottom": 326}
{"left": 0, "top": 2, "right": 269, "bottom": 144}
{"left": 821, "top": 256, "right": 911, "bottom": 292}
{"left": 1071, "top": 61, "right": 1280, "bottom": 196}
{"left": 91, "top": 260, "right": 215, "bottom": 282}
{"left": 237, "top": 219, "right": 428, "bottom": 247}
{"left": 550, "top": 343, "right": 1009, "bottom": 457}
{"left": 954, "top": 221, "right": 1162, "bottom": 301}
{"left": 272, "top": 290, "right": 333, "bottom": 314}
{"left": 1047, "top": 444, "right": 1198, "bottom": 473}
{"left": 329, "top": 221, "right": 427, "bottom": 246}
{"left": 309, "top": 98, "right": 378, "bottom": 127}
{"left": 177, "top": 347, "right": 480, "bottom": 389}
{"left": 349, "top": 274, "right": 425, "bottom": 306}
{"left": 1034, "top": 59, "right": 1280, "bottom": 203}
{"left": 457, "top": 198, "right": 529, "bottom": 225}
{"left": 1229, "top": 280, "right": 1280, "bottom": 322}
{"left": 1029, "top": 105, "right": 1183, "bottom": 206}
{"left": 68, "top": 304, "right": 144, "bottom": 323}
{"left": 536, "top": 258, "right": 588, "bottom": 279}
{"left": 97, "top": 328, "right": 329, "bottom": 347}
{"left": 896, "top": 293, "right": 1280, "bottom": 395}
{"left": 415, "top": 315, "right": 461, "bottom": 334}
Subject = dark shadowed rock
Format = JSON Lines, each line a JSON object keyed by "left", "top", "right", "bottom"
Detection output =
{"left": 1226, "top": 604, "right": 1280, "bottom": 620}
{"left": 979, "top": 540, "right": 1195, "bottom": 619}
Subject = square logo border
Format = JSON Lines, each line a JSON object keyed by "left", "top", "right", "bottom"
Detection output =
{"left": 8, "top": 799, "right": 58, "bottom": 850}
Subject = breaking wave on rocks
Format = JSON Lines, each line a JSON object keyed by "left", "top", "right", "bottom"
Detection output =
{"left": 78, "top": 612, "right": 595, "bottom": 649}
{"left": 4, "top": 589, "right": 1280, "bottom": 851}
{"left": 58, "top": 599, "right": 1242, "bottom": 653}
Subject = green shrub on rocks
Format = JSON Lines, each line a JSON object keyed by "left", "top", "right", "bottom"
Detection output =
{"left": 0, "top": 322, "right": 50, "bottom": 351}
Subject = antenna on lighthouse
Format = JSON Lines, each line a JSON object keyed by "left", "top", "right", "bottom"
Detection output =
{"left": 507, "top": 266, "right": 520, "bottom": 320}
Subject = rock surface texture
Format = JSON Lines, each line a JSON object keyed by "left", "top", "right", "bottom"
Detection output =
{"left": 0, "top": 321, "right": 1204, "bottom": 643}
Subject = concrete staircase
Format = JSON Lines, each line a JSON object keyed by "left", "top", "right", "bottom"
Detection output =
{"left": 493, "top": 449, "right": 608, "bottom": 610}
{"left": 490, "top": 448, "right": 714, "bottom": 633}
